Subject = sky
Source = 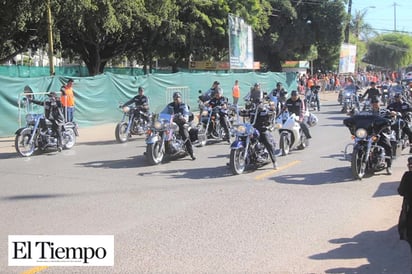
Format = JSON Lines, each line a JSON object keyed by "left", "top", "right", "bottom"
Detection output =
{"left": 351, "top": 0, "right": 412, "bottom": 34}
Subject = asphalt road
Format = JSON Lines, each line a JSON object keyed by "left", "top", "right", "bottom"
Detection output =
{"left": 1, "top": 92, "right": 411, "bottom": 273}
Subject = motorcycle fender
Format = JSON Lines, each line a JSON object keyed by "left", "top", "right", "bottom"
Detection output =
{"left": 64, "top": 122, "right": 79, "bottom": 136}
{"left": 15, "top": 127, "right": 29, "bottom": 135}
{"left": 146, "top": 135, "right": 159, "bottom": 144}
{"left": 230, "top": 140, "right": 245, "bottom": 149}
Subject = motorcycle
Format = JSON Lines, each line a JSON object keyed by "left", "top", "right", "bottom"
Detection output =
{"left": 15, "top": 95, "right": 78, "bottom": 157}
{"left": 306, "top": 86, "right": 320, "bottom": 111}
{"left": 115, "top": 104, "right": 151, "bottom": 143}
{"left": 229, "top": 104, "right": 271, "bottom": 175}
{"left": 379, "top": 84, "right": 389, "bottom": 106}
{"left": 275, "top": 110, "right": 309, "bottom": 156}
{"left": 196, "top": 105, "right": 231, "bottom": 147}
{"left": 340, "top": 86, "right": 360, "bottom": 114}
{"left": 343, "top": 114, "right": 392, "bottom": 179}
{"left": 390, "top": 111, "right": 412, "bottom": 157}
{"left": 145, "top": 110, "right": 195, "bottom": 165}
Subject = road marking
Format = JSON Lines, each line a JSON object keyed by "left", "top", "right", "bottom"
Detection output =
{"left": 21, "top": 266, "right": 48, "bottom": 274}
{"left": 254, "top": 160, "right": 301, "bottom": 180}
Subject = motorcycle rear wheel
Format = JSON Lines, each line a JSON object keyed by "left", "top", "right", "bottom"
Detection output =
{"left": 115, "top": 122, "right": 129, "bottom": 143}
{"left": 63, "top": 128, "right": 76, "bottom": 149}
{"left": 15, "top": 128, "right": 35, "bottom": 157}
{"left": 351, "top": 148, "right": 367, "bottom": 180}
{"left": 279, "top": 133, "right": 290, "bottom": 156}
{"left": 146, "top": 142, "right": 164, "bottom": 165}
{"left": 230, "top": 148, "right": 246, "bottom": 175}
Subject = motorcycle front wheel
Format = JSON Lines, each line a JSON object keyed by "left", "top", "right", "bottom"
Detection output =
{"left": 15, "top": 128, "right": 36, "bottom": 157}
{"left": 229, "top": 148, "right": 246, "bottom": 175}
{"left": 351, "top": 147, "right": 367, "bottom": 180}
{"left": 197, "top": 126, "right": 207, "bottom": 147}
{"left": 63, "top": 128, "right": 76, "bottom": 149}
{"left": 279, "top": 133, "right": 290, "bottom": 156}
{"left": 146, "top": 142, "right": 164, "bottom": 165}
{"left": 115, "top": 122, "right": 129, "bottom": 143}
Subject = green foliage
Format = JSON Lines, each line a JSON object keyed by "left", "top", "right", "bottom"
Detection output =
{"left": 364, "top": 33, "right": 412, "bottom": 69}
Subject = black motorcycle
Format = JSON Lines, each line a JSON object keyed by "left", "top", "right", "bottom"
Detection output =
{"left": 15, "top": 97, "right": 78, "bottom": 157}
{"left": 115, "top": 105, "right": 151, "bottom": 143}
{"left": 229, "top": 104, "right": 272, "bottom": 175}
{"left": 390, "top": 111, "right": 412, "bottom": 157}
{"left": 343, "top": 114, "right": 392, "bottom": 179}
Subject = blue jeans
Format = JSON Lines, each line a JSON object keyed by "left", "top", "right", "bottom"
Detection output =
{"left": 65, "top": 106, "right": 75, "bottom": 122}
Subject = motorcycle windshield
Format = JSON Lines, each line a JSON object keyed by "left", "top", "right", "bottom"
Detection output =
{"left": 343, "top": 87, "right": 356, "bottom": 96}
{"left": 158, "top": 112, "right": 173, "bottom": 122}
{"left": 343, "top": 114, "right": 390, "bottom": 135}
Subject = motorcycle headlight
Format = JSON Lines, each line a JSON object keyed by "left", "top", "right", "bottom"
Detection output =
{"left": 355, "top": 128, "right": 367, "bottom": 139}
{"left": 154, "top": 121, "right": 162, "bottom": 129}
{"left": 171, "top": 122, "right": 179, "bottom": 131}
{"left": 234, "top": 125, "right": 247, "bottom": 134}
{"left": 122, "top": 106, "right": 130, "bottom": 113}
{"left": 25, "top": 114, "right": 35, "bottom": 124}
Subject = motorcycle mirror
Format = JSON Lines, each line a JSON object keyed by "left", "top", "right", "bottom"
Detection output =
{"left": 198, "top": 90, "right": 202, "bottom": 94}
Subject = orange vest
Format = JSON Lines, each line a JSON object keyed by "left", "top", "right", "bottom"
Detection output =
{"left": 61, "top": 87, "right": 75, "bottom": 107}
{"left": 232, "top": 85, "right": 240, "bottom": 98}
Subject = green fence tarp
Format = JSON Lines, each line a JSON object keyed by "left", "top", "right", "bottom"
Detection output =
{"left": 0, "top": 71, "right": 297, "bottom": 137}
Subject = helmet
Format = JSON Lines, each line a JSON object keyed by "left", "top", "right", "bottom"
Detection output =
{"left": 173, "top": 91, "right": 182, "bottom": 99}
{"left": 307, "top": 113, "right": 318, "bottom": 127}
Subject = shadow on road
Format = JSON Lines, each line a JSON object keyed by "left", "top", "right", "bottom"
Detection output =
{"left": 1, "top": 193, "right": 70, "bottom": 201}
{"left": 271, "top": 166, "right": 354, "bottom": 185}
{"left": 138, "top": 165, "right": 232, "bottom": 179}
{"left": 309, "top": 225, "right": 411, "bottom": 273}
{"left": 76, "top": 155, "right": 147, "bottom": 169}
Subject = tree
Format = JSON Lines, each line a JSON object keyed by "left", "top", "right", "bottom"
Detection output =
{"left": 254, "top": 0, "right": 346, "bottom": 72}
{"left": 0, "top": 0, "right": 47, "bottom": 63}
{"left": 54, "top": 0, "right": 146, "bottom": 76}
{"left": 364, "top": 33, "right": 412, "bottom": 70}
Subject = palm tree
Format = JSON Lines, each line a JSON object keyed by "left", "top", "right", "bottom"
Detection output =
{"left": 350, "top": 9, "right": 378, "bottom": 41}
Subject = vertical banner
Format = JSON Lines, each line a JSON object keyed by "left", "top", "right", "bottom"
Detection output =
{"left": 338, "top": 43, "right": 357, "bottom": 73}
{"left": 228, "top": 14, "right": 254, "bottom": 70}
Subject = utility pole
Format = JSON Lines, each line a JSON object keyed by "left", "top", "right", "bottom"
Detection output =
{"left": 46, "top": 0, "right": 55, "bottom": 75}
{"left": 344, "top": 0, "right": 352, "bottom": 43}
{"left": 393, "top": 2, "right": 397, "bottom": 32}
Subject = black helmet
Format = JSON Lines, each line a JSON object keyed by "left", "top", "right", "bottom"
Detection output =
{"left": 173, "top": 91, "right": 182, "bottom": 99}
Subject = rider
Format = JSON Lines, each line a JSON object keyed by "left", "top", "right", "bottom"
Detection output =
{"left": 206, "top": 87, "right": 231, "bottom": 143}
{"left": 249, "top": 83, "right": 278, "bottom": 169}
{"left": 307, "top": 85, "right": 321, "bottom": 112}
{"left": 284, "top": 90, "right": 312, "bottom": 140}
{"left": 362, "top": 81, "right": 381, "bottom": 102}
{"left": 121, "top": 86, "right": 150, "bottom": 123}
{"left": 270, "top": 82, "right": 287, "bottom": 101}
{"left": 387, "top": 93, "right": 412, "bottom": 153}
{"left": 165, "top": 92, "right": 196, "bottom": 160}
{"left": 370, "top": 97, "right": 393, "bottom": 174}
{"left": 202, "top": 81, "right": 221, "bottom": 102}
{"left": 29, "top": 91, "right": 64, "bottom": 152}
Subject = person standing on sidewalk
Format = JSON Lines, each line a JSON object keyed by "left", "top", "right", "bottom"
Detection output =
{"left": 232, "top": 80, "right": 240, "bottom": 106}
{"left": 398, "top": 157, "right": 412, "bottom": 262}
{"left": 61, "top": 78, "right": 75, "bottom": 122}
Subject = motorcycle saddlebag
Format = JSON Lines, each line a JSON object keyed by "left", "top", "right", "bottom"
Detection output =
{"left": 189, "top": 128, "right": 199, "bottom": 142}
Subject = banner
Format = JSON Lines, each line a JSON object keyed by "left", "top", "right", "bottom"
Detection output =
{"left": 339, "top": 43, "right": 357, "bottom": 73}
{"left": 228, "top": 14, "right": 254, "bottom": 70}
